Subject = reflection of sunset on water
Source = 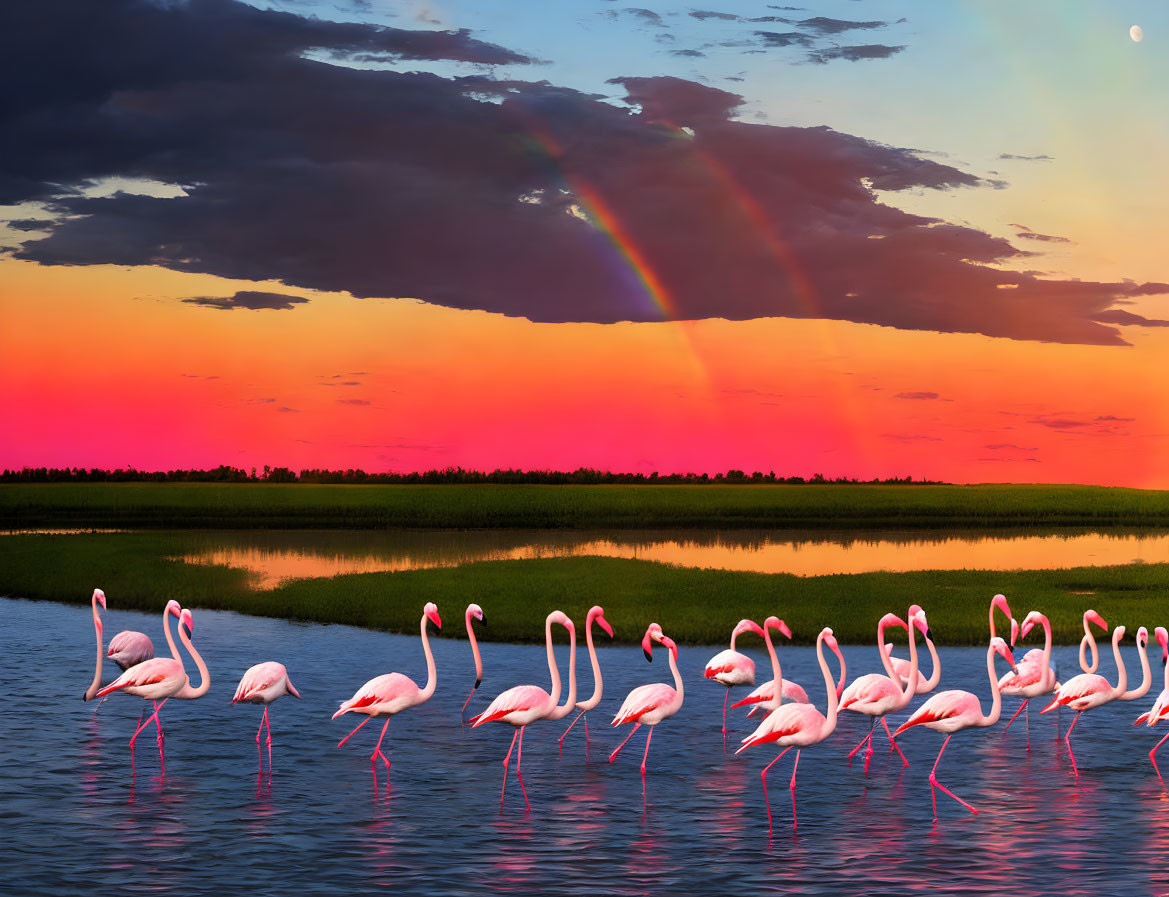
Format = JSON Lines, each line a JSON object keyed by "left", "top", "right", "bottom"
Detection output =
{"left": 174, "top": 529, "right": 1169, "bottom": 589}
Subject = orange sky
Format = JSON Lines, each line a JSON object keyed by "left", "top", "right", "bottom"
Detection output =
{"left": 3, "top": 257, "right": 1166, "bottom": 485}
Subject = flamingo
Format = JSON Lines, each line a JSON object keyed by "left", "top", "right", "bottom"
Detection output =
{"left": 1041, "top": 620, "right": 1128, "bottom": 780}
{"left": 610, "top": 623, "right": 684, "bottom": 778}
{"left": 558, "top": 605, "right": 614, "bottom": 754}
{"left": 893, "top": 636, "right": 1018, "bottom": 821}
{"left": 95, "top": 606, "right": 210, "bottom": 775}
{"left": 232, "top": 662, "right": 301, "bottom": 774}
{"left": 333, "top": 602, "right": 442, "bottom": 792}
{"left": 838, "top": 608, "right": 928, "bottom": 774}
{"left": 730, "top": 616, "right": 792, "bottom": 720}
{"left": 1134, "top": 627, "right": 1169, "bottom": 781}
{"left": 705, "top": 619, "right": 765, "bottom": 734}
{"left": 1078, "top": 609, "right": 1108, "bottom": 674}
{"left": 1120, "top": 626, "right": 1154, "bottom": 702}
{"left": 460, "top": 603, "right": 485, "bottom": 720}
{"left": 736, "top": 626, "right": 846, "bottom": 834}
{"left": 83, "top": 588, "right": 156, "bottom": 716}
{"left": 470, "top": 610, "right": 577, "bottom": 810}
{"left": 999, "top": 610, "right": 1059, "bottom": 749}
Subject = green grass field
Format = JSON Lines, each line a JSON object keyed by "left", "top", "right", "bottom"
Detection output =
{"left": 4, "top": 482, "right": 1169, "bottom": 529}
{"left": 2, "top": 531, "right": 1163, "bottom": 645}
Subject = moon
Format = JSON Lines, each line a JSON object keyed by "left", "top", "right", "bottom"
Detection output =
{"left": 1130, "top": 24, "right": 1143, "bottom": 42}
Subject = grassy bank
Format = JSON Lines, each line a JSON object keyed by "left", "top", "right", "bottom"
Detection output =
{"left": 4, "top": 482, "right": 1169, "bottom": 530}
{"left": 2, "top": 532, "right": 1164, "bottom": 645}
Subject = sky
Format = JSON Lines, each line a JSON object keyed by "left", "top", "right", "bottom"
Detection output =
{"left": 2, "top": 0, "right": 1168, "bottom": 486}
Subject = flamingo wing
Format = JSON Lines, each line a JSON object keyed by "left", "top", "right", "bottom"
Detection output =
{"left": 1041, "top": 673, "right": 1109, "bottom": 712}
{"left": 95, "top": 657, "right": 183, "bottom": 698}
{"left": 469, "top": 684, "right": 551, "bottom": 727}
{"left": 893, "top": 689, "right": 978, "bottom": 736}
{"left": 612, "top": 683, "right": 675, "bottom": 726}
{"left": 738, "top": 703, "right": 824, "bottom": 750}
{"left": 107, "top": 630, "right": 154, "bottom": 668}
{"left": 332, "top": 672, "right": 418, "bottom": 718}
{"left": 839, "top": 673, "right": 900, "bottom": 711}
{"left": 233, "top": 661, "right": 289, "bottom": 703}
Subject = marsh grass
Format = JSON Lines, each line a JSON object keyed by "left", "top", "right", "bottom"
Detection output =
{"left": 5, "top": 482, "right": 1169, "bottom": 529}
{"left": 3, "top": 532, "right": 1165, "bottom": 645}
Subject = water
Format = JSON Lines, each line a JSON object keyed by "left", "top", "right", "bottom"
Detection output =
{"left": 4, "top": 595, "right": 1169, "bottom": 895}
{"left": 105, "top": 527, "right": 1169, "bottom": 586}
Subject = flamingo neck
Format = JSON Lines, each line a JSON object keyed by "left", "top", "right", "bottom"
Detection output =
{"left": 85, "top": 595, "right": 104, "bottom": 701}
{"left": 729, "top": 628, "right": 739, "bottom": 652}
{"left": 762, "top": 622, "right": 782, "bottom": 712}
{"left": 465, "top": 608, "right": 482, "bottom": 687}
{"left": 1039, "top": 614, "right": 1053, "bottom": 669}
{"left": 1122, "top": 637, "right": 1151, "bottom": 701}
{"left": 919, "top": 636, "right": 942, "bottom": 691}
{"left": 979, "top": 643, "right": 1007, "bottom": 727}
{"left": 163, "top": 605, "right": 181, "bottom": 663}
{"left": 818, "top": 633, "right": 840, "bottom": 738}
{"left": 1080, "top": 615, "right": 1100, "bottom": 674}
{"left": 1110, "top": 630, "right": 1128, "bottom": 698}
{"left": 548, "top": 621, "right": 577, "bottom": 720}
{"left": 545, "top": 614, "right": 561, "bottom": 708}
{"left": 897, "top": 617, "right": 919, "bottom": 705}
{"left": 580, "top": 611, "right": 604, "bottom": 711}
{"left": 418, "top": 613, "right": 438, "bottom": 702}
{"left": 173, "top": 623, "right": 210, "bottom": 699}
{"left": 667, "top": 642, "right": 683, "bottom": 706}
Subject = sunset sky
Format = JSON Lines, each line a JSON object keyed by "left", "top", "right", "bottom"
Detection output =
{"left": 2, "top": 0, "right": 1168, "bottom": 485}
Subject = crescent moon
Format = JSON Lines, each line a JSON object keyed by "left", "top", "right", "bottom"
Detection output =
{"left": 1130, "top": 24, "right": 1143, "bottom": 42}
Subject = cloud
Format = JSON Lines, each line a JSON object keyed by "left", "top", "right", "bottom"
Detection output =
{"left": 999, "top": 153, "right": 1053, "bottom": 162}
{"left": 984, "top": 443, "right": 1038, "bottom": 451}
{"left": 1011, "top": 223, "right": 1071, "bottom": 244}
{"left": 181, "top": 290, "right": 310, "bottom": 311}
{"left": 338, "top": 398, "right": 371, "bottom": 405}
{"left": 796, "top": 17, "right": 890, "bottom": 34}
{"left": 671, "top": 49, "right": 706, "bottom": 57}
{"left": 690, "top": 10, "right": 740, "bottom": 21}
{"left": 893, "top": 391, "right": 941, "bottom": 400}
{"left": 4, "top": 2, "right": 1166, "bottom": 345}
{"left": 277, "top": 406, "right": 300, "bottom": 413}
{"left": 755, "top": 30, "right": 815, "bottom": 47}
{"left": 1091, "top": 308, "right": 1169, "bottom": 328}
{"left": 808, "top": 44, "right": 906, "bottom": 63}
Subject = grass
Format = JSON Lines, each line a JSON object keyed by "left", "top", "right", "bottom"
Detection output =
{"left": 2, "top": 532, "right": 1164, "bottom": 645}
{"left": 4, "top": 482, "right": 1169, "bottom": 530}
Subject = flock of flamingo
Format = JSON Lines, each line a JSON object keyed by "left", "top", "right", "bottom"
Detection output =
{"left": 83, "top": 588, "right": 1169, "bottom": 833}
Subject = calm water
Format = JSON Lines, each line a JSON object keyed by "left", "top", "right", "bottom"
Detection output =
{"left": 4, "top": 596, "right": 1169, "bottom": 895}
{"left": 157, "top": 527, "right": 1169, "bottom": 587}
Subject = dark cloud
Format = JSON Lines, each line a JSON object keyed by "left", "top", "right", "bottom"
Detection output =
{"left": 4, "top": 2, "right": 1166, "bottom": 345}
{"left": 808, "top": 43, "right": 906, "bottom": 63}
{"left": 1096, "top": 415, "right": 1135, "bottom": 422}
{"left": 338, "top": 399, "right": 372, "bottom": 405}
{"left": 755, "top": 30, "right": 815, "bottom": 47}
{"left": 181, "top": 290, "right": 310, "bottom": 311}
{"left": 999, "top": 153, "right": 1053, "bottom": 162}
{"left": 893, "top": 391, "right": 941, "bottom": 400}
{"left": 671, "top": 49, "right": 707, "bottom": 57}
{"left": 690, "top": 10, "right": 740, "bottom": 21}
{"left": 1011, "top": 223, "right": 1071, "bottom": 244}
{"left": 797, "top": 17, "right": 889, "bottom": 34}
{"left": 1090, "top": 309, "right": 1169, "bottom": 328}
{"left": 985, "top": 443, "right": 1038, "bottom": 451}
{"left": 5, "top": 219, "right": 51, "bottom": 232}
{"left": 277, "top": 406, "right": 300, "bottom": 413}
{"left": 623, "top": 8, "right": 663, "bottom": 24}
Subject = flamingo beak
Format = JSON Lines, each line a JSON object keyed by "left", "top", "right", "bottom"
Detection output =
{"left": 642, "top": 632, "right": 654, "bottom": 662}
{"left": 778, "top": 620, "right": 792, "bottom": 640}
{"left": 598, "top": 616, "right": 614, "bottom": 638}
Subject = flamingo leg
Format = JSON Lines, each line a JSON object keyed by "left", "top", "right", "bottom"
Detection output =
{"left": 721, "top": 690, "right": 730, "bottom": 735}
{"left": 1004, "top": 699, "right": 1025, "bottom": 732}
{"left": 584, "top": 713, "right": 589, "bottom": 754}
{"left": 847, "top": 719, "right": 874, "bottom": 762}
{"left": 759, "top": 745, "right": 793, "bottom": 837}
{"left": 515, "top": 725, "right": 530, "bottom": 811}
{"left": 460, "top": 686, "right": 476, "bottom": 720}
{"left": 789, "top": 749, "right": 801, "bottom": 831}
{"left": 337, "top": 715, "right": 371, "bottom": 748}
{"left": 609, "top": 723, "right": 641, "bottom": 764}
{"left": 500, "top": 728, "right": 519, "bottom": 807}
{"left": 928, "top": 735, "right": 977, "bottom": 819}
{"left": 559, "top": 708, "right": 586, "bottom": 750}
{"left": 129, "top": 699, "right": 166, "bottom": 775}
{"left": 640, "top": 726, "right": 654, "bottom": 776}
{"left": 1065, "top": 711, "right": 1082, "bottom": 780}
{"left": 255, "top": 711, "right": 266, "bottom": 772}
{"left": 371, "top": 719, "right": 391, "bottom": 778}
{"left": 882, "top": 718, "right": 909, "bottom": 768}
{"left": 1024, "top": 701, "right": 1030, "bottom": 751}
{"left": 263, "top": 706, "right": 273, "bottom": 772}
{"left": 154, "top": 704, "right": 166, "bottom": 774}
{"left": 1150, "top": 730, "right": 1169, "bottom": 786}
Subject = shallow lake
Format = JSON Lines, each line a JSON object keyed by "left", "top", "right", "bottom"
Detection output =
{"left": 4, "top": 596, "right": 1169, "bottom": 895}
{"left": 109, "top": 527, "right": 1169, "bottom": 586}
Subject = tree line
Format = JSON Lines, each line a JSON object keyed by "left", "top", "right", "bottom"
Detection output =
{"left": 0, "top": 466, "right": 945, "bottom": 485}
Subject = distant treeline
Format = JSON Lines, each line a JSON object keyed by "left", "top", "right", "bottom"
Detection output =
{"left": 0, "top": 465, "right": 946, "bottom": 486}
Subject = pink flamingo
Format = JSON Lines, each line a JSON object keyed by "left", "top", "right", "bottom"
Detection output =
{"left": 1134, "top": 627, "right": 1169, "bottom": 781}
{"left": 95, "top": 606, "right": 210, "bottom": 775}
{"left": 558, "top": 605, "right": 614, "bottom": 753}
{"left": 470, "top": 610, "right": 577, "bottom": 809}
{"left": 83, "top": 588, "right": 156, "bottom": 714}
{"left": 460, "top": 603, "right": 485, "bottom": 720}
{"left": 610, "top": 623, "right": 684, "bottom": 777}
{"left": 730, "top": 616, "right": 792, "bottom": 718}
{"left": 839, "top": 608, "right": 928, "bottom": 773}
{"left": 1120, "top": 626, "right": 1154, "bottom": 701}
{"left": 1078, "top": 609, "right": 1108, "bottom": 673}
{"left": 736, "top": 626, "right": 846, "bottom": 834}
{"left": 232, "top": 662, "right": 301, "bottom": 774}
{"left": 704, "top": 619, "right": 765, "bottom": 734}
{"left": 999, "top": 610, "right": 1059, "bottom": 748}
{"left": 333, "top": 602, "right": 442, "bottom": 792}
{"left": 893, "top": 636, "right": 1017, "bottom": 821}
{"left": 1041, "top": 619, "right": 1128, "bottom": 780}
